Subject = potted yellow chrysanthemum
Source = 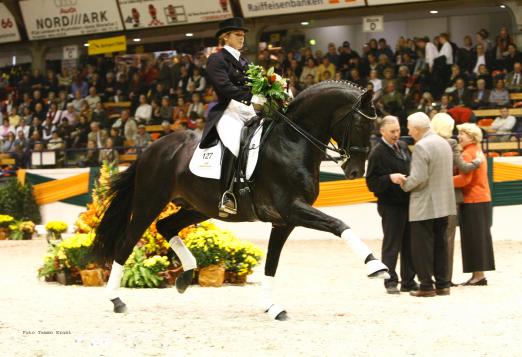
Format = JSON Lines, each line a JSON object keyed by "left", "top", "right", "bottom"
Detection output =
{"left": 45, "top": 221, "right": 68, "bottom": 241}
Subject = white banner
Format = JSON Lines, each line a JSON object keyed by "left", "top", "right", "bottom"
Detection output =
{"left": 0, "top": 3, "right": 21, "bottom": 43}
{"left": 239, "top": 0, "right": 365, "bottom": 18}
{"left": 367, "top": 0, "right": 434, "bottom": 4}
{"left": 118, "top": 0, "right": 232, "bottom": 30}
{"left": 20, "top": 0, "right": 124, "bottom": 40}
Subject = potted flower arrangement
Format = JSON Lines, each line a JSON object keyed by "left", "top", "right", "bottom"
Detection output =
{"left": 224, "top": 239, "right": 264, "bottom": 285}
{"left": 182, "top": 222, "right": 229, "bottom": 287}
{"left": 121, "top": 246, "right": 170, "bottom": 288}
{"left": 18, "top": 221, "right": 35, "bottom": 240}
{"left": 0, "top": 214, "right": 15, "bottom": 240}
{"left": 45, "top": 221, "right": 68, "bottom": 241}
{"left": 38, "top": 242, "right": 70, "bottom": 283}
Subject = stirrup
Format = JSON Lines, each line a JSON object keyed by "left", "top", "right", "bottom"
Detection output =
{"left": 219, "top": 191, "right": 237, "bottom": 216}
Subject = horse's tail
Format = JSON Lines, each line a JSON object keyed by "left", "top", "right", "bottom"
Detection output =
{"left": 91, "top": 161, "right": 137, "bottom": 264}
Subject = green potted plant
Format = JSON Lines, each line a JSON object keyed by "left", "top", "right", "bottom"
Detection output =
{"left": 121, "top": 247, "right": 169, "bottom": 288}
{"left": 224, "top": 240, "right": 264, "bottom": 285}
{"left": 45, "top": 221, "right": 68, "bottom": 241}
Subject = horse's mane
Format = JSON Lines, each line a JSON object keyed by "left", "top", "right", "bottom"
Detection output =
{"left": 288, "top": 80, "right": 367, "bottom": 113}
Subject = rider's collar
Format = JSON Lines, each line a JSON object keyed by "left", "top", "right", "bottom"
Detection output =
{"left": 223, "top": 45, "right": 241, "bottom": 62}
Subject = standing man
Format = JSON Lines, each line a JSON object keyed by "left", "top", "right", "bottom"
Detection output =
{"left": 366, "top": 116, "right": 417, "bottom": 294}
{"left": 398, "top": 112, "right": 456, "bottom": 297}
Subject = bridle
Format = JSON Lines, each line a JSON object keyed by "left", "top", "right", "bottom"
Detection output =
{"left": 272, "top": 92, "right": 377, "bottom": 165}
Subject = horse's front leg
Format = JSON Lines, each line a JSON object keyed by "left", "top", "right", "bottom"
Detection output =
{"left": 284, "top": 200, "right": 389, "bottom": 278}
{"left": 261, "top": 224, "right": 294, "bottom": 321}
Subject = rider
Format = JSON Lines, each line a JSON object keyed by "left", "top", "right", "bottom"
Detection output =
{"left": 199, "top": 17, "right": 260, "bottom": 216}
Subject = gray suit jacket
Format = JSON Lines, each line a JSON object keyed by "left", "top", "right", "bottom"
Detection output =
{"left": 402, "top": 131, "right": 456, "bottom": 221}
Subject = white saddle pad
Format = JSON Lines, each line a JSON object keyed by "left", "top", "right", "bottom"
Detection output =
{"left": 189, "top": 121, "right": 263, "bottom": 180}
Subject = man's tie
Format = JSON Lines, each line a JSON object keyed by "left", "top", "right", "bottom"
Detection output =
{"left": 393, "top": 144, "right": 403, "bottom": 159}
{"left": 514, "top": 73, "right": 520, "bottom": 85}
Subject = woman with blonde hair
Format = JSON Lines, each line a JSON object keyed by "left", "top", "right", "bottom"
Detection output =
{"left": 453, "top": 123, "right": 495, "bottom": 285}
{"left": 431, "top": 113, "right": 482, "bottom": 285}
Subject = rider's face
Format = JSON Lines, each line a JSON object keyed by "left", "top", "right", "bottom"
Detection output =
{"left": 225, "top": 31, "right": 245, "bottom": 50}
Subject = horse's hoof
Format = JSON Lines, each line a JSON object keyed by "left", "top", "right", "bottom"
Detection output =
{"left": 368, "top": 269, "right": 391, "bottom": 280}
{"left": 111, "top": 297, "right": 127, "bottom": 313}
{"left": 175, "top": 270, "right": 194, "bottom": 294}
{"left": 275, "top": 311, "right": 289, "bottom": 321}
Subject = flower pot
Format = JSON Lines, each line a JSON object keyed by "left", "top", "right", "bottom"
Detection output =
{"left": 225, "top": 271, "right": 248, "bottom": 285}
{"left": 198, "top": 264, "right": 225, "bottom": 287}
{"left": 80, "top": 268, "right": 104, "bottom": 286}
{"left": 47, "top": 232, "right": 62, "bottom": 241}
{"left": 56, "top": 271, "right": 75, "bottom": 285}
{"left": 0, "top": 228, "right": 8, "bottom": 240}
{"left": 22, "top": 231, "right": 33, "bottom": 240}
{"left": 159, "top": 267, "right": 183, "bottom": 286}
{"left": 44, "top": 274, "right": 56, "bottom": 282}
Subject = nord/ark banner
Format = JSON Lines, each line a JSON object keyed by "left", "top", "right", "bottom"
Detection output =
{"left": 239, "top": 0, "right": 365, "bottom": 18}
{"left": 20, "top": 0, "right": 124, "bottom": 40}
{"left": 118, "top": 0, "right": 232, "bottom": 30}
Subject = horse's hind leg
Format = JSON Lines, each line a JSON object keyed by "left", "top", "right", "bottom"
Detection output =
{"left": 107, "top": 192, "right": 173, "bottom": 313}
{"left": 156, "top": 209, "right": 208, "bottom": 293}
{"left": 261, "top": 224, "right": 294, "bottom": 321}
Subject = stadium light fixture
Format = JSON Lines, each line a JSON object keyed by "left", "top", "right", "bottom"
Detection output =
{"left": 83, "top": 43, "right": 89, "bottom": 47}
{"left": 185, "top": 33, "right": 194, "bottom": 37}
{"left": 301, "top": 21, "right": 310, "bottom": 26}
{"left": 500, "top": 4, "right": 506, "bottom": 8}
{"left": 430, "top": 10, "right": 438, "bottom": 14}
{"left": 133, "top": 38, "right": 141, "bottom": 42}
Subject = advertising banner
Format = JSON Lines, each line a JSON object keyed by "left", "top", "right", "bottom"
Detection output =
{"left": 87, "top": 35, "right": 127, "bottom": 55}
{"left": 20, "top": 0, "right": 124, "bottom": 40}
{"left": 118, "top": 0, "right": 232, "bottom": 30}
{"left": 367, "top": 0, "right": 434, "bottom": 5}
{"left": 239, "top": 0, "right": 365, "bottom": 18}
{"left": 0, "top": 3, "right": 21, "bottom": 43}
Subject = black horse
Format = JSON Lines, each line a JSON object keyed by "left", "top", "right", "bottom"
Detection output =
{"left": 92, "top": 81, "right": 388, "bottom": 320}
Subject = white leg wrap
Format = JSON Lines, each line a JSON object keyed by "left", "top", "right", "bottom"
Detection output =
{"left": 259, "top": 275, "right": 275, "bottom": 312}
{"left": 266, "top": 304, "right": 286, "bottom": 320}
{"left": 106, "top": 261, "right": 123, "bottom": 300}
{"left": 169, "top": 236, "right": 197, "bottom": 271}
{"left": 367, "top": 259, "right": 390, "bottom": 279}
{"left": 341, "top": 229, "right": 372, "bottom": 260}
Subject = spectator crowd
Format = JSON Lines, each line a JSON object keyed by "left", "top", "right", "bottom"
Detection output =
{"left": 1, "top": 25, "right": 521, "bottom": 169}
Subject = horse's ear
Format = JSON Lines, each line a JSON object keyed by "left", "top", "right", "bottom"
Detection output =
{"left": 358, "top": 91, "right": 377, "bottom": 120}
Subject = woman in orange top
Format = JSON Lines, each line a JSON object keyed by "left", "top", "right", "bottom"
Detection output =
{"left": 453, "top": 123, "right": 495, "bottom": 286}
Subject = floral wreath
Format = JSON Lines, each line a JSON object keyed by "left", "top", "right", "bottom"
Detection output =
{"left": 245, "top": 64, "right": 292, "bottom": 115}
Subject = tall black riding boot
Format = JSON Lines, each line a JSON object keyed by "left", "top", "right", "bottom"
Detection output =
{"left": 218, "top": 148, "right": 238, "bottom": 217}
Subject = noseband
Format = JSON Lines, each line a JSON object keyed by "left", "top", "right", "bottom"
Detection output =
{"left": 273, "top": 91, "right": 376, "bottom": 165}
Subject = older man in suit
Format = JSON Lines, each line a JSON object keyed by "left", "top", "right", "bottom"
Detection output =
{"left": 396, "top": 112, "right": 456, "bottom": 297}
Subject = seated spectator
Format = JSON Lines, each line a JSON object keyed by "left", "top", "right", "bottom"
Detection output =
{"left": 348, "top": 68, "right": 366, "bottom": 88}
{"left": 381, "top": 82, "right": 404, "bottom": 118}
{"left": 57, "top": 68, "right": 72, "bottom": 92}
{"left": 472, "top": 44, "right": 490, "bottom": 75}
{"left": 450, "top": 78, "right": 472, "bottom": 107}
{"left": 135, "top": 124, "right": 152, "bottom": 149}
{"left": 71, "top": 90, "right": 85, "bottom": 113}
{"left": 15, "top": 118, "right": 30, "bottom": 139}
{"left": 316, "top": 57, "right": 336, "bottom": 82}
{"left": 109, "top": 127, "right": 125, "bottom": 154}
{"left": 79, "top": 140, "right": 100, "bottom": 167}
{"left": 28, "top": 117, "right": 42, "bottom": 139}
{"left": 14, "top": 131, "right": 30, "bottom": 151}
{"left": 417, "top": 92, "right": 435, "bottom": 114}
{"left": 187, "top": 93, "right": 205, "bottom": 119}
{"left": 475, "top": 64, "right": 493, "bottom": 89}
{"left": 300, "top": 58, "right": 318, "bottom": 85}
{"left": 47, "top": 131, "right": 64, "bottom": 151}
{"left": 150, "top": 100, "right": 162, "bottom": 125}
{"left": 45, "top": 102, "right": 61, "bottom": 124}
{"left": 33, "top": 102, "right": 47, "bottom": 123}
{"left": 369, "top": 69, "right": 383, "bottom": 94}
{"left": 104, "top": 72, "right": 117, "bottom": 100}
{"left": 159, "top": 96, "right": 173, "bottom": 124}
{"left": 502, "top": 44, "right": 522, "bottom": 72}
{"left": 447, "top": 64, "right": 467, "bottom": 88}
{"left": 301, "top": 74, "right": 316, "bottom": 89}
{"left": 21, "top": 107, "right": 33, "bottom": 126}
{"left": 70, "top": 114, "right": 89, "bottom": 148}
{"left": 470, "top": 79, "right": 491, "bottom": 109}
{"left": 193, "top": 117, "right": 205, "bottom": 140}
{"left": 61, "top": 103, "right": 78, "bottom": 126}
{"left": 8, "top": 107, "right": 21, "bottom": 128}
{"left": 85, "top": 86, "right": 101, "bottom": 110}
{"left": 56, "top": 90, "right": 68, "bottom": 111}
{"left": 91, "top": 101, "right": 109, "bottom": 129}
{"left": 505, "top": 62, "right": 522, "bottom": 92}
{"left": 1, "top": 132, "right": 16, "bottom": 153}
{"left": 99, "top": 137, "right": 119, "bottom": 164}
{"left": 135, "top": 94, "right": 152, "bottom": 124}
{"left": 161, "top": 120, "right": 175, "bottom": 136}
{"left": 396, "top": 66, "right": 412, "bottom": 94}
{"left": 57, "top": 118, "right": 73, "bottom": 148}
{"left": 488, "top": 79, "right": 510, "bottom": 107}
{"left": 438, "top": 94, "right": 453, "bottom": 111}
{"left": 186, "top": 67, "right": 206, "bottom": 94}
{"left": 488, "top": 107, "right": 517, "bottom": 141}
{"left": 87, "top": 122, "right": 108, "bottom": 149}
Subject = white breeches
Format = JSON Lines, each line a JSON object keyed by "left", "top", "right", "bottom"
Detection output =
{"left": 216, "top": 99, "right": 256, "bottom": 157}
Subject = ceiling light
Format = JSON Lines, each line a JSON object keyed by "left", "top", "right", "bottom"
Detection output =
{"left": 83, "top": 43, "right": 89, "bottom": 47}
{"left": 301, "top": 21, "right": 309, "bottom": 26}
{"left": 133, "top": 38, "right": 141, "bottom": 42}
{"left": 185, "top": 33, "right": 194, "bottom": 37}
{"left": 309, "top": 39, "right": 316, "bottom": 46}
{"left": 500, "top": 4, "right": 506, "bottom": 8}
{"left": 430, "top": 10, "right": 438, "bottom": 14}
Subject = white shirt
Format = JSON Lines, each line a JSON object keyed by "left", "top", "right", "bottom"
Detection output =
{"left": 473, "top": 55, "right": 486, "bottom": 74}
{"left": 439, "top": 42, "right": 453, "bottom": 65}
{"left": 425, "top": 42, "right": 439, "bottom": 70}
{"left": 492, "top": 115, "right": 516, "bottom": 134}
{"left": 135, "top": 104, "right": 152, "bottom": 123}
{"left": 223, "top": 45, "right": 241, "bottom": 62}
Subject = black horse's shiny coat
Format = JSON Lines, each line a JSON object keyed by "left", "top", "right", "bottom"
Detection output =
{"left": 92, "top": 81, "right": 375, "bottom": 279}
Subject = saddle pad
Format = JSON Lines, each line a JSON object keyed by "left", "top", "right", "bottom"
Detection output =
{"left": 189, "top": 122, "right": 263, "bottom": 180}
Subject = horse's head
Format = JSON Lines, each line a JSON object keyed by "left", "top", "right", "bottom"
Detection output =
{"left": 331, "top": 90, "right": 376, "bottom": 179}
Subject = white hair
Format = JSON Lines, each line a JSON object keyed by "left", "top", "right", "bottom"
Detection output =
{"left": 407, "top": 112, "right": 431, "bottom": 130}
{"left": 431, "top": 112, "right": 454, "bottom": 139}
